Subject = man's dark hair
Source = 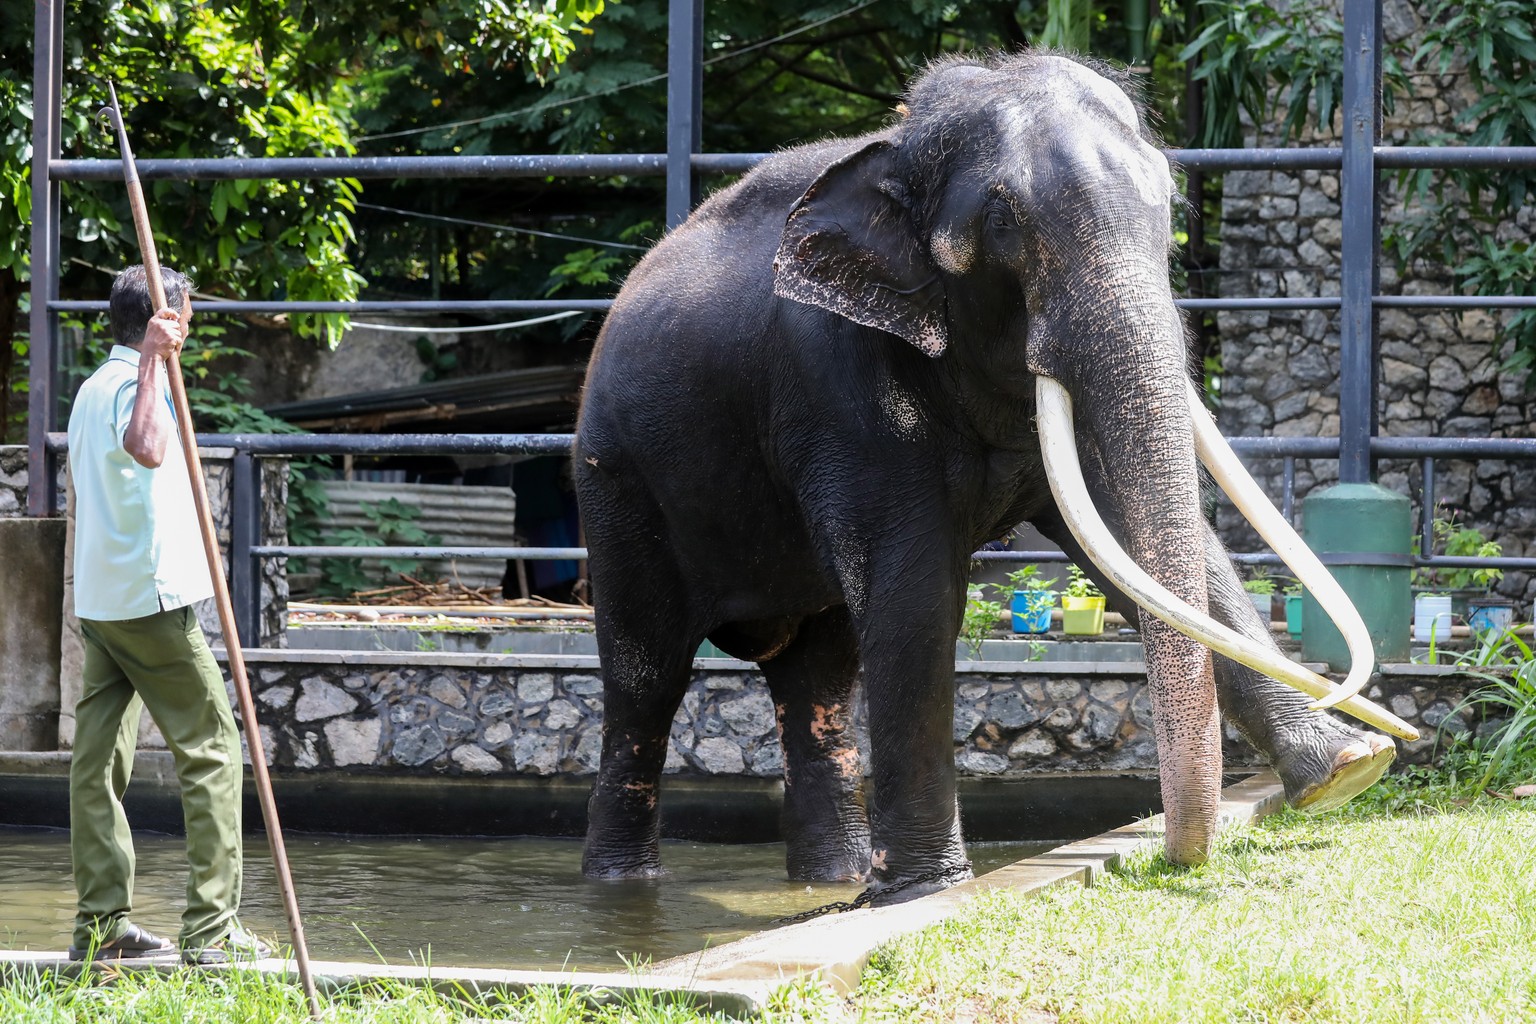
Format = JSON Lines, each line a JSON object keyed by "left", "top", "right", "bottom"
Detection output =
{"left": 109, "top": 265, "right": 192, "bottom": 346}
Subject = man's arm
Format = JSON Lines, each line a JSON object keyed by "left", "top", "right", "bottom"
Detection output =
{"left": 122, "top": 308, "right": 184, "bottom": 468}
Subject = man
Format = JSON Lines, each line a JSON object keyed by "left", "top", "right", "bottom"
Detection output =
{"left": 66, "top": 264, "right": 269, "bottom": 965}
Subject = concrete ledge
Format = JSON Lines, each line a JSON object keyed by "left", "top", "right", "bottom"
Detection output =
{"left": 219, "top": 646, "right": 1157, "bottom": 676}
{"left": 650, "top": 771, "right": 1285, "bottom": 994}
{"left": 0, "top": 954, "right": 772, "bottom": 1016}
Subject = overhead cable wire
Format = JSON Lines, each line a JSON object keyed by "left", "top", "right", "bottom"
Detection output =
{"left": 347, "top": 311, "right": 586, "bottom": 333}
{"left": 356, "top": 0, "right": 884, "bottom": 143}
{"left": 355, "top": 200, "right": 651, "bottom": 251}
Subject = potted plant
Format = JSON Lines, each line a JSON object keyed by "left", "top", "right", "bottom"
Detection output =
{"left": 1060, "top": 564, "right": 1105, "bottom": 636}
{"left": 1282, "top": 579, "right": 1304, "bottom": 641}
{"left": 1242, "top": 568, "right": 1277, "bottom": 624}
{"left": 1005, "top": 565, "right": 1057, "bottom": 634}
{"left": 1416, "top": 512, "right": 1504, "bottom": 613}
{"left": 1413, "top": 511, "right": 1505, "bottom": 642}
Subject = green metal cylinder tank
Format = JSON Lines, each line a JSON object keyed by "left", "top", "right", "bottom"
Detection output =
{"left": 1299, "top": 483, "right": 1412, "bottom": 670}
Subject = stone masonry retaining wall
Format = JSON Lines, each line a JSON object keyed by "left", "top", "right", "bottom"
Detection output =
{"left": 229, "top": 651, "right": 1486, "bottom": 779}
{"left": 1213, "top": 0, "right": 1536, "bottom": 607}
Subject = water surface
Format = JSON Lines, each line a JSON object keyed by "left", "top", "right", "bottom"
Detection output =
{"left": 0, "top": 827, "right": 1052, "bottom": 969}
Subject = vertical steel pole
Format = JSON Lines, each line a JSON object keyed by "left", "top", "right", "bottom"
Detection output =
{"left": 1338, "top": 0, "right": 1382, "bottom": 483}
{"left": 27, "top": 0, "right": 63, "bottom": 517}
{"left": 665, "top": 0, "right": 703, "bottom": 230}
{"left": 230, "top": 451, "right": 261, "bottom": 646}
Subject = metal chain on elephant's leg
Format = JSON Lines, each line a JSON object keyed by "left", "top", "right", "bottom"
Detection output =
{"left": 770, "top": 861, "right": 974, "bottom": 925}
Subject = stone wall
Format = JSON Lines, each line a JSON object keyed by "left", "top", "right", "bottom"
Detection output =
{"left": 1213, "top": 1, "right": 1536, "bottom": 607}
{"left": 0, "top": 519, "right": 66, "bottom": 749}
{"left": 229, "top": 651, "right": 1484, "bottom": 778}
{"left": 0, "top": 445, "right": 64, "bottom": 517}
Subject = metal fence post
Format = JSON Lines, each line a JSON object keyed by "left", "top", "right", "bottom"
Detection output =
{"left": 27, "top": 0, "right": 64, "bottom": 517}
{"left": 230, "top": 451, "right": 262, "bottom": 647}
{"left": 666, "top": 0, "right": 704, "bottom": 230}
{"left": 1338, "top": 0, "right": 1383, "bottom": 483}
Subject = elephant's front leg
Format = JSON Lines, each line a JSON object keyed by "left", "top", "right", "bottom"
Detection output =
{"left": 857, "top": 573, "right": 972, "bottom": 904}
{"left": 1202, "top": 532, "right": 1395, "bottom": 812}
{"left": 759, "top": 606, "right": 871, "bottom": 881}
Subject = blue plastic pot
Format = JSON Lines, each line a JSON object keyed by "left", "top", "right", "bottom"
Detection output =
{"left": 1011, "top": 591, "right": 1054, "bottom": 633}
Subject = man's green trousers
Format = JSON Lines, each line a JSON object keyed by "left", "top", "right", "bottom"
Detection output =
{"left": 71, "top": 604, "right": 244, "bottom": 950}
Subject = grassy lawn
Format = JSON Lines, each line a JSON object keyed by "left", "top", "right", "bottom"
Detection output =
{"left": 5, "top": 782, "right": 1533, "bottom": 1023}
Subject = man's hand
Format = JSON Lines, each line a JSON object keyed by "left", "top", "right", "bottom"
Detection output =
{"left": 140, "top": 306, "right": 186, "bottom": 364}
{"left": 123, "top": 303, "right": 189, "bottom": 468}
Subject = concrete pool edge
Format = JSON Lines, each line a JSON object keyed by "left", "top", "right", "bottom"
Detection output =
{"left": 0, "top": 772, "right": 1284, "bottom": 1016}
{"left": 646, "top": 771, "right": 1285, "bottom": 993}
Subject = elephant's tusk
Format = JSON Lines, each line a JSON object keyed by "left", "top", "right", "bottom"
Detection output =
{"left": 1184, "top": 381, "right": 1374, "bottom": 711}
{"left": 1034, "top": 377, "right": 1419, "bottom": 741}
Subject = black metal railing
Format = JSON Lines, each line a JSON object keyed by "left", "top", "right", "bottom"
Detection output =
{"left": 26, "top": 0, "right": 1536, "bottom": 641}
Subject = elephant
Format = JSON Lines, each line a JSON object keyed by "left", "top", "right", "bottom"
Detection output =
{"left": 572, "top": 51, "right": 1416, "bottom": 900}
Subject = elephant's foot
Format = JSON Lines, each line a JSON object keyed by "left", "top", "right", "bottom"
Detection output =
{"left": 864, "top": 867, "right": 972, "bottom": 906}
{"left": 583, "top": 789, "right": 666, "bottom": 878}
{"left": 786, "top": 833, "right": 872, "bottom": 883}
{"left": 582, "top": 860, "right": 668, "bottom": 880}
{"left": 581, "top": 841, "right": 667, "bottom": 879}
{"left": 863, "top": 851, "right": 973, "bottom": 907}
{"left": 1288, "top": 733, "right": 1396, "bottom": 815}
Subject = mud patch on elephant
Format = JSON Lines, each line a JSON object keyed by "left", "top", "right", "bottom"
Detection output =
{"left": 809, "top": 702, "right": 846, "bottom": 742}
{"left": 620, "top": 780, "right": 659, "bottom": 809}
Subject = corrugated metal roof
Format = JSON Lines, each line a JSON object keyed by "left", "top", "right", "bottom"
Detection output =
{"left": 268, "top": 364, "right": 584, "bottom": 431}
{"left": 319, "top": 480, "right": 518, "bottom": 590}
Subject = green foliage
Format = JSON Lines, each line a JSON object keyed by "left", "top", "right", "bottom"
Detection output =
{"left": 1454, "top": 235, "right": 1536, "bottom": 374}
{"left": 1040, "top": 0, "right": 1095, "bottom": 53}
{"left": 1408, "top": 0, "right": 1536, "bottom": 214}
{"left": 1384, "top": 0, "right": 1536, "bottom": 375}
{"left": 1003, "top": 565, "right": 1058, "bottom": 623}
{"left": 1064, "top": 563, "right": 1102, "bottom": 599}
{"left": 1437, "top": 628, "right": 1536, "bottom": 791}
{"left": 1241, "top": 567, "right": 1277, "bottom": 595}
{"left": 1180, "top": 0, "right": 1338, "bottom": 148}
{"left": 1, "top": 0, "right": 607, "bottom": 440}
{"left": 318, "top": 497, "right": 443, "bottom": 598}
{"left": 544, "top": 246, "right": 625, "bottom": 296}
{"left": 1415, "top": 510, "right": 1504, "bottom": 592}
{"left": 1004, "top": 564, "right": 1056, "bottom": 594}
{"left": 414, "top": 336, "right": 458, "bottom": 382}
{"left": 961, "top": 585, "right": 1006, "bottom": 656}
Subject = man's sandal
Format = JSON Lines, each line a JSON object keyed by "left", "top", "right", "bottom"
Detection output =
{"left": 67, "top": 922, "right": 175, "bottom": 961}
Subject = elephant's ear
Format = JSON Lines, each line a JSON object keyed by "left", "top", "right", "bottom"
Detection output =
{"left": 773, "top": 140, "right": 948, "bottom": 357}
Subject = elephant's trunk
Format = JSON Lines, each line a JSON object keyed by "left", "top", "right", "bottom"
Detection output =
{"left": 1037, "top": 358, "right": 1222, "bottom": 864}
{"left": 1034, "top": 367, "right": 1418, "bottom": 863}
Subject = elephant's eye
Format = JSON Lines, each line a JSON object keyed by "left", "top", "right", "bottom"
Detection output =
{"left": 986, "top": 207, "right": 1013, "bottom": 232}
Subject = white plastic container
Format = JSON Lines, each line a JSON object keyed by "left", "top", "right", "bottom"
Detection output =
{"left": 1413, "top": 594, "right": 1454, "bottom": 643}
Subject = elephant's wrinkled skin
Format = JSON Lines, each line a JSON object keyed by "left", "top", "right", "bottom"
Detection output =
{"left": 574, "top": 52, "right": 1392, "bottom": 898}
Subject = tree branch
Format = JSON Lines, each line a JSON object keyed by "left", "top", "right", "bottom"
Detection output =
{"left": 767, "top": 53, "right": 900, "bottom": 105}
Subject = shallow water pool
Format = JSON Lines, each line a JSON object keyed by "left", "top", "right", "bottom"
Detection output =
{"left": 0, "top": 827, "right": 1052, "bottom": 969}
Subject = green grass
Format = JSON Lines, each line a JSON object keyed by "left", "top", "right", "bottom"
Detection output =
{"left": 855, "top": 798, "right": 1536, "bottom": 1023}
{"left": 5, "top": 788, "right": 1534, "bottom": 1023}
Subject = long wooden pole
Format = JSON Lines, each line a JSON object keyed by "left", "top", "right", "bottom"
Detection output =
{"left": 101, "top": 83, "right": 321, "bottom": 1018}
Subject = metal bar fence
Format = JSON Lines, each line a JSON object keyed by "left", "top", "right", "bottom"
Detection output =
{"left": 25, "top": 0, "right": 1536, "bottom": 631}
{"left": 42, "top": 432, "right": 1536, "bottom": 604}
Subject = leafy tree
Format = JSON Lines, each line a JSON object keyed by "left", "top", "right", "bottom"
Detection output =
{"left": 0, "top": 0, "right": 603, "bottom": 442}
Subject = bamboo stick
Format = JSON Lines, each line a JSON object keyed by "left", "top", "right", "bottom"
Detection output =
{"left": 101, "top": 84, "right": 320, "bottom": 1019}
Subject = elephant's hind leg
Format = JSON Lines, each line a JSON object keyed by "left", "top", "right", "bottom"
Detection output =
{"left": 758, "top": 606, "right": 872, "bottom": 882}
{"left": 581, "top": 596, "right": 697, "bottom": 879}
